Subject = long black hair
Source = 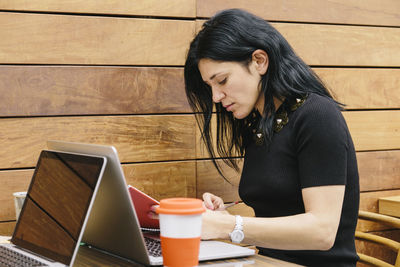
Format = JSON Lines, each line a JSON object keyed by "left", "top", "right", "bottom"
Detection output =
{"left": 184, "top": 9, "right": 336, "bottom": 178}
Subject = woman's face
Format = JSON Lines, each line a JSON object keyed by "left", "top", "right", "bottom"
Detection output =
{"left": 198, "top": 53, "right": 267, "bottom": 119}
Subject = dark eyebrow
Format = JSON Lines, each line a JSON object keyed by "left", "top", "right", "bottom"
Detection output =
{"left": 209, "top": 73, "right": 217, "bottom": 80}
{"left": 209, "top": 72, "right": 222, "bottom": 81}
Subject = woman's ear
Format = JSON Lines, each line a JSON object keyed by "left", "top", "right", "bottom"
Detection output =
{"left": 252, "top": 49, "right": 269, "bottom": 75}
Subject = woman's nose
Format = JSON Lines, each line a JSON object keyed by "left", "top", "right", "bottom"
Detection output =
{"left": 212, "top": 88, "right": 225, "bottom": 103}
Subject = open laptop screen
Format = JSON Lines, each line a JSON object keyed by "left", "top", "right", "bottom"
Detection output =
{"left": 11, "top": 150, "right": 105, "bottom": 265}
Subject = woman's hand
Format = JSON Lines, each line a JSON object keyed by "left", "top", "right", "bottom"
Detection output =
{"left": 201, "top": 208, "right": 233, "bottom": 240}
{"left": 148, "top": 205, "right": 159, "bottom": 219}
{"left": 201, "top": 192, "right": 235, "bottom": 240}
{"left": 202, "top": 192, "right": 225, "bottom": 210}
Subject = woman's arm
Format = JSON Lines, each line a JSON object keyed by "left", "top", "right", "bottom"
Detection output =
{"left": 201, "top": 185, "right": 345, "bottom": 251}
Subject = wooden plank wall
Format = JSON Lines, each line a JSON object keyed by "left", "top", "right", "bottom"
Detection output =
{"left": 0, "top": 0, "right": 399, "bottom": 264}
{"left": 0, "top": 1, "right": 197, "bottom": 235}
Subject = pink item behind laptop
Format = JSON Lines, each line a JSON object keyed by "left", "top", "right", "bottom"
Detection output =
{"left": 128, "top": 185, "right": 160, "bottom": 229}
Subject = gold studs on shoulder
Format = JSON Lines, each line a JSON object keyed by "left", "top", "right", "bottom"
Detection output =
{"left": 290, "top": 98, "right": 306, "bottom": 111}
{"left": 273, "top": 111, "right": 288, "bottom": 132}
{"left": 273, "top": 96, "right": 307, "bottom": 133}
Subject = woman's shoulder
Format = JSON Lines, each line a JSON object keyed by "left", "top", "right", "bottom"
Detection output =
{"left": 303, "top": 93, "right": 340, "bottom": 111}
{"left": 291, "top": 93, "right": 345, "bottom": 128}
{"left": 296, "top": 93, "right": 342, "bottom": 118}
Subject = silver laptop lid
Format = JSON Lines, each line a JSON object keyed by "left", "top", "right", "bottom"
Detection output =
{"left": 47, "top": 141, "right": 151, "bottom": 265}
{"left": 11, "top": 150, "right": 107, "bottom": 266}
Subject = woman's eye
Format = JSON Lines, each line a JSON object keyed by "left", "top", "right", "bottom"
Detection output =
{"left": 219, "top": 78, "right": 227, "bottom": 85}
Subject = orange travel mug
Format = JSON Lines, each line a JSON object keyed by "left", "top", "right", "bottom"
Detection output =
{"left": 156, "top": 198, "right": 205, "bottom": 267}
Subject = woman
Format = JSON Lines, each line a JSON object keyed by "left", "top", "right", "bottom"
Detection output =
{"left": 184, "top": 9, "right": 360, "bottom": 266}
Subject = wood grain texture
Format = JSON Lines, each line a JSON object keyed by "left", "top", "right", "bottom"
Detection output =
{"left": 0, "top": 170, "right": 33, "bottom": 221}
{"left": 0, "top": 66, "right": 188, "bottom": 116}
{"left": 197, "top": 0, "right": 400, "bottom": 27}
{"left": 74, "top": 246, "right": 298, "bottom": 266}
{"left": 0, "top": 222, "right": 15, "bottom": 236}
{"left": 123, "top": 161, "right": 196, "bottom": 200}
{"left": 0, "top": 12, "right": 194, "bottom": 65}
{"left": 1, "top": 66, "right": 398, "bottom": 117}
{"left": 75, "top": 246, "right": 140, "bottom": 267}
{"left": 314, "top": 68, "right": 400, "bottom": 110}
{"left": 358, "top": 151, "right": 400, "bottom": 192}
{"left": 273, "top": 23, "right": 400, "bottom": 67}
{"left": 196, "top": 159, "right": 242, "bottom": 203}
{"left": 343, "top": 111, "right": 400, "bottom": 151}
{"left": 358, "top": 190, "right": 400, "bottom": 232}
{"left": 0, "top": 0, "right": 196, "bottom": 17}
{"left": 196, "top": 20, "right": 400, "bottom": 67}
{"left": 0, "top": 161, "right": 195, "bottom": 221}
{"left": 0, "top": 115, "right": 196, "bottom": 169}
{"left": 379, "top": 196, "right": 400, "bottom": 218}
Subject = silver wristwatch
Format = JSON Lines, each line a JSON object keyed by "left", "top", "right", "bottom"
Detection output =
{"left": 229, "top": 215, "right": 244, "bottom": 243}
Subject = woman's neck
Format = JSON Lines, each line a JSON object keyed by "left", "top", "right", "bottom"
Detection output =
{"left": 255, "top": 94, "right": 284, "bottom": 115}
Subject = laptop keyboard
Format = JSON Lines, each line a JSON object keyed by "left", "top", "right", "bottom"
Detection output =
{"left": 0, "top": 245, "right": 49, "bottom": 266}
{"left": 144, "top": 237, "right": 162, "bottom": 257}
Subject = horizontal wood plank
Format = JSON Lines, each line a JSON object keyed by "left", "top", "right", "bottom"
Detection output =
{"left": 196, "top": 20, "right": 400, "bottom": 67}
{"left": 358, "top": 151, "right": 400, "bottom": 192}
{"left": 0, "top": 14, "right": 397, "bottom": 66}
{"left": 0, "top": 115, "right": 196, "bottom": 169}
{"left": 0, "top": 161, "right": 196, "bottom": 221}
{"left": 0, "top": 66, "right": 188, "bottom": 116}
{"left": 1, "top": 66, "right": 398, "bottom": 117}
{"left": 0, "top": 0, "right": 196, "bottom": 17}
{"left": 0, "top": 13, "right": 194, "bottom": 65}
{"left": 197, "top": 0, "right": 400, "bottom": 27}
{"left": 123, "top": 161, "right": 196, "bottom": 201}
{"left": 0, "top": 169, "right": 32, "bottom": 221}
{"left": 344, "top": 111, "right": 400, "bottom": 151}
{"left": 196, "top": 159, "right": 243, "bottom": 203}
{"left": 314, "top": 68, "right": 400, "bottom": 110}
{"left": 274, "top": 23, "right": 400, "bottom": 67}
{"left": 0, "top": 222, "right": 15, "bottom": 236}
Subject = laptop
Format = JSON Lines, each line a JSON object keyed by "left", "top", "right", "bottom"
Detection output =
{"left": 0, "top": 150, "right": 107, "bottom": 266}
{"left": 47, "top": 140, "right": 255, "bottom": 266}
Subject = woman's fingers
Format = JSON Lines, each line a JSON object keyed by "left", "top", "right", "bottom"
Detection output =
{"left": 202, "top": 192, "right": 224, "bottom": 210}
{"left": 148, "top": 205, "right": 160, "bottom": 219}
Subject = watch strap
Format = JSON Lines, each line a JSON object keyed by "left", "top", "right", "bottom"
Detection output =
{"left": 234, "top": 215, "right": 243, "bottom": 231}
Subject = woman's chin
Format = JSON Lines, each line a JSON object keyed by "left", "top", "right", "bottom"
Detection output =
{"left": 232, "top": 111, "right": 249, "bottom": 120}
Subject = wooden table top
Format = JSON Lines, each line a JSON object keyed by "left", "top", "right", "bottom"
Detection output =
{"left": 75, "top": 245, "right": 303, "bottom": 267}
{"left": 0, "top": 236, "right": 302, "bottom": 266}
{"left": 379, "top": 195, "right": 400, "bottom": 217}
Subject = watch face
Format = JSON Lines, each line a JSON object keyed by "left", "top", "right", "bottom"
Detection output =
{"left": 231, "top": 230, "right": 244, "bottom": 243}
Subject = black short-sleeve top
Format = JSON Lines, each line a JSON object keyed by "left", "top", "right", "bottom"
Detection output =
{"left": 239, "top": 93, "right": 360, "bottom": 266}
